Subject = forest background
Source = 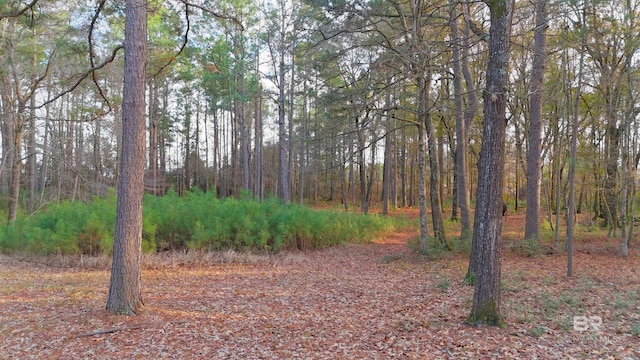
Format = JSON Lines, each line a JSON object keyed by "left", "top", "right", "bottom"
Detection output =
{"left": 0, "top": 0, "right": 637, "bottom": 254}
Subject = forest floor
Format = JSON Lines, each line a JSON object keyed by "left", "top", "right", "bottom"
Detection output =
{"left": 1, "top": 208, "right": 639, "bottom": 359}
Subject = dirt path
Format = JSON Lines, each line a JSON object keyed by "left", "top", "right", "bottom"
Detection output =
{"left": 1, "top": 223, "right": 639, "bottom": 359}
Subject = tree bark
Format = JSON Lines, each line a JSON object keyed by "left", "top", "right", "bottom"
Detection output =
{"left": 277, "top": 18, "right": 289, "bottom": 204}
{"left": 567, "top": 19, "right": 586, "bottom": 276}
{"left": 524, "top": 0, "right": 548, "bottom": 242}
{"left": 417, "top": 76, "right": 429, "bottom": 253}
{"left": 467, "top": 0, "right": 511, "bottom": 326}
{"left": 357, "top": 114, "right": 367, "bottom": 214}
{"left": 106, "top": 0, "right": 147, "bottom": 315}
{"left": 381, "top": 91, "right": 394, "bottom": 215}
{"left": 449, "top": 0, "right": 471, "bottom": 238}
{"left": 458, "top": 3, "right": 477, "bottom": 238}
{"left": 425, "top": 91, "right": 446, "bottom": 247}
{"left": 254, "top": 82, "right": 263, "bottom": 201}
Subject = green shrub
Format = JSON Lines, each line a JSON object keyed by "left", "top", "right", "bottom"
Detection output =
{"left": 0, "top": 190, "right": 395, "bottom": 255}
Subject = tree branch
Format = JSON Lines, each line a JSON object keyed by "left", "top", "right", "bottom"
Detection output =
{"left": 149, "top": 2, "right": 191, "bottom": 79}
{"left": 0, "top": 0, "right": 39, "bottom": 19}
{"left": 36, "top": 44, "right": 124, "bottom": 109}
{"left": 76, "top": 325, "right": 143, "bottom": 338}
{"left": 87, "top": 0, "right": 113, "bottom": 111}
{"left": 179, "top": 0, "right": 244, "bottom": 31}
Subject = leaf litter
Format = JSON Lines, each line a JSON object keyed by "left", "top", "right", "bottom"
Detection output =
{"left": 1, "top": 211, "right": 639, "bottom": 359}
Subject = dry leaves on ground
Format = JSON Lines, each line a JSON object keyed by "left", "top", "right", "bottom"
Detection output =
{"left": 1, "top": 214, "right": 640, "bottom": 359}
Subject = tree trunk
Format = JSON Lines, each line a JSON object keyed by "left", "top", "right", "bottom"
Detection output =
{"left": 27, "top": 84, "right": 37, "bottom": 212}
{"left": 456, "top": 3, "right": 477, "bottom": 238}
{"left": 382, "top": 90, "right": 393, "bottom": 215}
{"left": 467, "top": 0, "right": 511, "bottom": 326}
{"left": 567, "top": 12, "right": 586, "bottom": 276}
{"left": 1, "top": 74, "right": 16, "bottom": 218}
{"left": 524, "top": 0, "right": 547, "bottom": 242}
{"left": 148, "top": 79, "right": 159, "bottom": 194}
{"left": 357, "top": 115, "right": 367, "bottom": 214}
{"left": 298, "top": 80, "right": 307, "bottom": 204}
{"left": 277, "top": 26, "right": 289, "bottom": 204}
{"left": 7, "top": 114, "right": 22, "bottom": 223}
{"left": 620, "top": 0, "right": 637, "bottom": 257}
{"left": 450, "top": 1, "right": 466, "bottom": 227}
{"left": 183, "top": 96, "right": 192, "bottom": 192}
{"left": 254, "top": 88, "right": 263, "bottom": 201}
{"left": 288, "top": 49, "right": 295, "bottom": 201}
{"left": 417, "top": 76, "right": 429, "bottom": 253}
{"left": 239, "top": 85, "right": 250, "bottom": 193}
{"left": 366, "top": 128, "right": 377, "bottom": 210}
{"left": 425, "top": 89, "right": 447, "bottom": 247}
{"left": 106, "top": 0, "right": 147, "bottom": 315}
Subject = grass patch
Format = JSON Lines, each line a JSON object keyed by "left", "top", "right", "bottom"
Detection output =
{"left": 407, "top": 236, "right": 450, "bottom": 259}
{"left": 381, "top": 254, "right": 403, "bottom": 264}
{"left": 435, "top": 278, "right": 450, "bottom": 292}
{"left": 528, "top": 326, "right": 546, "bottom": 337}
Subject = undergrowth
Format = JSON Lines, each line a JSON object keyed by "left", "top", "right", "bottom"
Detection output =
{"left": 0, "top": 189, "right": 395, "bottom": 255}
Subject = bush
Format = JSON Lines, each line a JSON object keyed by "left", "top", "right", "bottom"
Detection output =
{"left": 0, "top": 191, "right": 152, "bottom": 255}
{"left": 0, "top": 190, "right": 395, "bottom": 255}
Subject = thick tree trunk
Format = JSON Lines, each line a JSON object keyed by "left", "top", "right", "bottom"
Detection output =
{"left": 106, "top": 0, "right": 147, "bottom": 315}
{"left": 467, "top": 0, "right": 511, "bottom": 326}
{"left": 524, "top": 0, "right": 548, "bottom": 242}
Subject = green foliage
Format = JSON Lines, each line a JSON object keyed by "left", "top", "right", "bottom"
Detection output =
{"left": 0, "top": 190, "right": 395, "bottom": 256}
{"left": 449, "top": 235, "right": 472, "bottom": 254}
{"left": 463, "top": 272, "right": 475, "bottom": 286}
{"left": 407, "top": 235, "right": 450, "bottom": 259}
{"left": 435, "top": 278, "right": 450, "bottom": 292}
{"left": 528, "top": 326, "right": 546, "bottom": 338}
{"left": 510, "top": 237, "right": 543, "bottom": 257}
{"left": 0, "top": 192, "right": 151, "bottom": 256}
{"left": 381, "top": 254, "right": 403, "bottom": 263}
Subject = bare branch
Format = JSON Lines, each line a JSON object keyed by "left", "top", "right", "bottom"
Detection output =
{"left": 149, "top": 2, "right": 191, "bottom": 79}
{"left": 36, "top": 44, "right": 124, "bottom": 109}
{"left": 179, "top": 0, "right": 244, "bottom": 31}
{"left": 88, "top": 0, "right": 113, "bottom": 110}
{"left": 76, "top": 325, "right": 143, "bottom": 338}
{"left": 0, "top": 0, "right": 38, "bottom": 19}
